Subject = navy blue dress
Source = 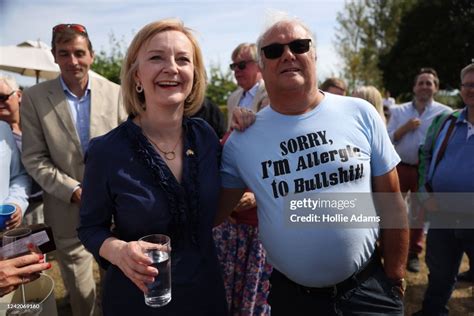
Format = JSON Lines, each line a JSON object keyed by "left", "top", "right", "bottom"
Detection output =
{"left": 78, "top": 117, "right": 227, "bottom": 316}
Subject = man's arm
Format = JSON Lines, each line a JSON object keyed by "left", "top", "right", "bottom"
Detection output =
{"left": 386, "top": 108, "right": 420, "bottom": 143}
{"left": 372, "top": 168, "right": 409, "bottom": 280}
{"left": 215, "top": 188, "right": 246, "bottom": 226}
{"left": 393, "top": 118, "right": 421, "bottom": 142}
{"left": 20, "top": 90, "right": 79, "bottom": 203}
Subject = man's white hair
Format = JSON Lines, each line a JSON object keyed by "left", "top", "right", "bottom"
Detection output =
{"left": 256, "top": 10, "right": 316, "bottom": 67}
{"left": 0, "top": 73, "right": 20, "bottom": 91}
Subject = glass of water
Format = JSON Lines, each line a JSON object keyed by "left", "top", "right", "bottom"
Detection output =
{"left": 138, "top": 234, "right": 171, "bottom": 308}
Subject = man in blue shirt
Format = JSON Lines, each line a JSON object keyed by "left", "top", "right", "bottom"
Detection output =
{"left": 414, "top": 63, "right": 474, "bottom": 316}
{"left": 217, "top": 15, "right": 408, "bottom": 316}
{"left": 0, "top": 121, "right": 30, "bottom": 229}
{"left": 0, "top": 74, "right": 44, "bottom": 226}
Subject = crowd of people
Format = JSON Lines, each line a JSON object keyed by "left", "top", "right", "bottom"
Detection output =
{"left": 0, "top": 13, "right": 472, "bottom": 316}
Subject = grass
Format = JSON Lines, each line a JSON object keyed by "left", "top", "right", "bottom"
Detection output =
{"left": 46, "top": 254, "right": 101, "bottom": 316}
{"left": 404, "top": 250, "right": 473, "bottom": 315}
{"left": 45, "top": 237, "right": 473, "bottom": 316}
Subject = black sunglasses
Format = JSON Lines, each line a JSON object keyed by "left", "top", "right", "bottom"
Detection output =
{"left": 0, "top": 91, "right": 16, "bottom": 102}
{"left": 229, "top": 60, "right": 255, "bottom": 71}
{"left": 261, "top": 39, "right": 312, "bottom": 59}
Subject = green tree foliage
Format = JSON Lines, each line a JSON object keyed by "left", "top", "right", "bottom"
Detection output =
{"left": 206, "top": 64, "right": 237, "bottom": 107}
{"left": 380, "top": 0, "right": 474, "bottom": 98}
{"left": 335, "top": 0, "right": 415, "bottom": 91}
{"left": 91, "top": 33, "right": 126, "bottom": 84}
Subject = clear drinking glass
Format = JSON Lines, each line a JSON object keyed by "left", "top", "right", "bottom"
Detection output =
{"left": 2, "top": 227, "right": 41, "bottom": 305}
{"left": 138, "top": 234, "right": 171, "bottom": 308}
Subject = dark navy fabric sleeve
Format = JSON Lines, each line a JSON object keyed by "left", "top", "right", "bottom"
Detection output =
{"left": 78, "top": 136, "right": 115, "bottom": 270}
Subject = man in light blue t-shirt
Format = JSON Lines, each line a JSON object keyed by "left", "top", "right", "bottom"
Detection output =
{"left": 216, "top": 16, "right": 409, "bottom": 316}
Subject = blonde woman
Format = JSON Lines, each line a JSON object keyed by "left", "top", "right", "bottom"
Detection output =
{"left": 352, "top": 86, "right": 386, "bottom": 124}
{"left": 78, "top": 19, "right": 229, "bottom": 315}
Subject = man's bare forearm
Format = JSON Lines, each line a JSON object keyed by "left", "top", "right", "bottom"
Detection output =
{"left": 372, "top": 169, "right": 409, "bottom": 280}
{"left": 381, "top": 228, "right": 409, "bottom": 279}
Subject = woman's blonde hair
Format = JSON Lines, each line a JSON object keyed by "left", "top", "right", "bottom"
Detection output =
{"left": 121, "top": 18, "right": 206, "bottom": 117}
{"left": 352, "top": 86, "right": 386, "bottom": 123}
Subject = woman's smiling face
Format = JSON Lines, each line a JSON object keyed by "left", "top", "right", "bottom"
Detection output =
{"left": 135, "top": 30, "right": 194, "bottom": 109}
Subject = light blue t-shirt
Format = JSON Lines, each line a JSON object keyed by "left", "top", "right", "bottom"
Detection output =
{"left": 221, "top": 93, "right": 400, "bottom": 287}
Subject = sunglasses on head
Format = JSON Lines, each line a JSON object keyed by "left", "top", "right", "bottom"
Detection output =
{"left": 0, "top": 91, "right": 16, "bottom": 102}
{"left": 229, "top": 60, "right": 255, "bottom": 71}
{"left": 52, "top": 23, "right": 88, "bottom": 35}
{"left": 261, "top": 39, "right": 312, "bottom": 59}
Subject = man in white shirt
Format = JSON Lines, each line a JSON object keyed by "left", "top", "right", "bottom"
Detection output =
{"left": 387, "top": 68, "right": 451, "bottom": 272}
{"left": 226, "top": 43, "right": 268, "bottom": 129}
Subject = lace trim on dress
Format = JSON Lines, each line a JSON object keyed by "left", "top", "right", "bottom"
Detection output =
{"left": 125, "top": 117, "right": 200, "bottom": 247}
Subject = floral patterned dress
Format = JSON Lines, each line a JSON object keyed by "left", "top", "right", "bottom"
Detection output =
{"left": 213, "top": 214, "right": 272, "bottom": 316}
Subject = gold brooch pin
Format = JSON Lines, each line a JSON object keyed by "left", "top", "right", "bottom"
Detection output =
{"left": 186, "top": 149, "right": 195, "bottom": 156}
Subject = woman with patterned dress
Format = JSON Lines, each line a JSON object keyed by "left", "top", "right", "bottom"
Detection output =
{"left": 213, "top": 131, "right": 272, "bottom": 316}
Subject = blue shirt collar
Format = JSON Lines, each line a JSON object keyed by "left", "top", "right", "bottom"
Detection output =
{"left": 456, "top": 107, "right": 468, "bottom": 124}
{"left": 59, "top": 76, "right": 91, "bottom": 99}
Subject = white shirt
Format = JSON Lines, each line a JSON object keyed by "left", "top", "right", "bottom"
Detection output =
{"left": 387, "top": 100, "right": 452, "bottom": 165}
{"left": 238, "top": 82, "right": 260, "bottom": 109}
{"left": 383, "top": 97, "right": 395, "bottom": 107}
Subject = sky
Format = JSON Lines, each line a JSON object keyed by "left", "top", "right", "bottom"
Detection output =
{"left": 0, "top": 0, "right": 346, "bottom": 87}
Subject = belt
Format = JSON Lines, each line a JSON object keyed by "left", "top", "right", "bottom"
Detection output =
{"left": 273, "top": 251, "right": 380, "bottom": 297}
{"left": 398, "top": 161, "right": 418, "bottom": 168}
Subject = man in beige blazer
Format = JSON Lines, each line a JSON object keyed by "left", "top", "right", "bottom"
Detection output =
{"left": 21, "top": 24, "right": 126, "bottom": 316}
{"left": 227, "top": 43, "right": 268, "bottom": 129}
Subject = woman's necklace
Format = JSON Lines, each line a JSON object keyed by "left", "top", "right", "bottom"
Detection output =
{"left": 140, "top": 117, "right": 182, "bottom": 161}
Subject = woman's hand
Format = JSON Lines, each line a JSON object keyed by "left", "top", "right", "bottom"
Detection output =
{"left": 230, "top": 107, "right": 256, "bottom": 132}
{"left": 0, "top": 253, "right": 50, "bottom": 297}
{"left": 101, "top": 238, "right": 158, "bottom": 294}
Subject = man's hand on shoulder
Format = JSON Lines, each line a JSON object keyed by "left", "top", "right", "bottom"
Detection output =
{"left": 230, "top": 108, "right": 256, "bottom": 132}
